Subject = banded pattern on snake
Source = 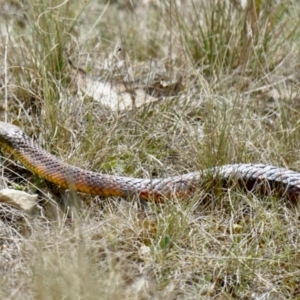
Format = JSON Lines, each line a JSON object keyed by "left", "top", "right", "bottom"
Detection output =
{"left": 0, "top": 122, "right": 300, "bottom": 202}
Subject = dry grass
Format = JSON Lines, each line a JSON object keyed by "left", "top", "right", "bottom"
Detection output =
{"left": 1, "top": 0, "right": 300, "bottom": 298}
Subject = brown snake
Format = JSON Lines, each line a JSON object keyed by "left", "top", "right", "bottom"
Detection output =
{"left": 0, "top": 121, "right": 300, "bottom": 202}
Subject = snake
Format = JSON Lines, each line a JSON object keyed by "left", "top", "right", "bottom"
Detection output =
{"left": 0, "top": 121, "right": 300, "bottom": 202}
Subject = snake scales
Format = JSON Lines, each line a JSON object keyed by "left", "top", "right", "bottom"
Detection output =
{"left": 0, "top": 121, "right": 300, "bottom": 202}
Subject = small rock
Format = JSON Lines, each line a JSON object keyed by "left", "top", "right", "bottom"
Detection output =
{"left": 0, "top": 189, "right": 38, "bottom": 213}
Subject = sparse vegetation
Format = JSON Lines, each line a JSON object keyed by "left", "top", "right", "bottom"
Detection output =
{"left": 1, "top": 0, "right": 300, "bottom": 299}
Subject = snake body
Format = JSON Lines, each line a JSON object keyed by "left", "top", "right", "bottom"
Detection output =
{"left": 0, "top": 122, "right": 300, "bottom": 202}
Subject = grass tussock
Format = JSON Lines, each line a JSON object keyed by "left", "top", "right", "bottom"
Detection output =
{"left": 1, "top": 0, "right": 300, "bottom": 298}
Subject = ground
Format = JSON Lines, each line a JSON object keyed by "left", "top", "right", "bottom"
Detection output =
{"left": 1, "top": 0, "right": 300, "bottom": 299}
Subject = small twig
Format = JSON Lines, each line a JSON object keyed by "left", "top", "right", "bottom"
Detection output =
{"left": 4, "top": 35, "right": 8, "bottom": 123}
{"left": 65, "top": 48, "right": 86, "bottom": 75}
